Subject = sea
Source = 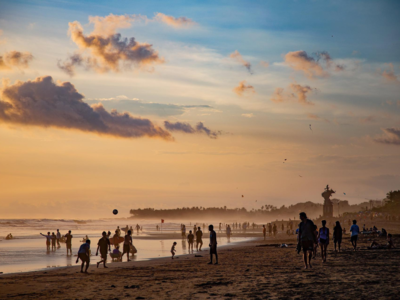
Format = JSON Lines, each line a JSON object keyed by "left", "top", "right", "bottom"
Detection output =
{"left": 0, "top": 219, "right": 252, "bottom": 274}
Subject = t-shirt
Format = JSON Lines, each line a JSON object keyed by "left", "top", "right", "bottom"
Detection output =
{"left": 65, "top": 233, "right": 73, "bottom": 244}
{"left": 333, "top": 226, "right": 342, "bottom": 238}
{"left": 298, "top": 219, "right": 315, "bottom": 242}
{"left": 187, "top": 233, "right": 194, "bottom": 243}
{"left": 124, "top": 235, "right": 132, "bottom": 245}
{"left": 350, "top": 224, "right": 360, "bottom": 236}
{"left": 56, "top": 232, "right": 61, "bottom": 239}
{"left": 98, "top": 237, "right": 110, "bottom": 252}
{"left": 210, "top": 230, "right": 217, "bottom": 246}
{"left": 196, "top": 230, "right": 203, "bottom": 240}
{"left": 113, "top": 249, "right": 121, "bottom": 255}
{"left": 78, "top": 243, "right": 90, "bottom": 254}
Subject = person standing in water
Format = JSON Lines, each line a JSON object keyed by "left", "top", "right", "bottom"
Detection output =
{"left": 208, "top": 225, "right": 218, "bottom": 265}
{"left": 318, "top": 220, "right": 329, "bottom": 263}
{"left": 333, "top": 221, "right": 343, "bottom": 252}
{"left": 40, "top": 232, "right": 51, "bottom": 250}
{"left": 96, "top": 231, "right": 111, "bottom": 268}
{"left": 226, "top": 225, "right": 231, "bottom": 242}
{"left": 298, "top": 212, "right": 315, "bottom": 269}
{"left": 262, "top": 225, "right": 266, "bottom": 241}
{"left": 171, "top": 242, "right": 177, "bottom": 259}
{"left": 187, "top": 230, "right": 195, "bottom": 253}
{"left": 56, "top": 229, "right": 61, "bottom": 248}
{"left": 76, "top": 240, "right": 91, "bottom": 273}
{"left": 196, "top": 227, "right": 203, "bottom": 251}
{"left": 65, "top": 230, "right": 73, "bottom": 255}
{"left": 350, "top": 220, "right": 360, "bottom": 251}
{"left": 121, "top": 230, "right": 133, "bottom": 262}
{"left": 51, "top": 232, "right": 57, "bottom": 251}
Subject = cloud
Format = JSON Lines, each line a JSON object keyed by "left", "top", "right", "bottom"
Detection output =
{"left": 164, "top": 121, "right": 220, "bottom": 139}
{"left": 58, "top": 15, "right": 163, "bottom": 76}
{"left": 154, "top": 13, "right": 196, "bottom": 28}
{"left": 229, "top": 50, "right": 252, "bottom": 73}
{"left": 0, "top": 51, "right": 34, "bottom": 71}
{"left": 380, "top": 63, "right": 399, "bottom": 83}
{"left": 271, "top": 83, "right": 315, "bottom": 105}
{"left": 307, "top": 113, "right": 329, "bottom": 123}
{"left": 359, "top": 115, "right": 376, "bottom": 124}
{"left": 0, "top": 76, "right": 172, "bottom": 140}
{"left": 233, "top": 80, "right": 255, "bottom": 96}
{"left": 260, "top": 61, "right": 269, "bottom": 68}
{"left": 284, "top": 50, "right": 344, "bottom": 79}
{"left": 241, "top": 113, "right": 254, "bottom": 118}
{"left": 374, "top": 128, "right": 400, "bottom": 145}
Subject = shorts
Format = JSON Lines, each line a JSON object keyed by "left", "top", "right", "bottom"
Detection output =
{"left": 210, "top": 245, "right": 217, "bottom": 254}
{"left": 46, "top": 241, "right": 50, "bottom": 246}
{"left": 351, "top": 235, "right": 358, "bottom": 242}
{"left": 100, "top": 250, "right": 108, "bottom": 260}
{"left": 196, "top": 240, "right": 203, "bottom": 244}
{"left": 123, "top": 244, "right": 130, "bottom": 253}
{"left": 66, "top": 243, "right": 72, "bottom": 249}
{"left": 319, "top": 238, "right": 328, "bottom": 245}
{"left": 301, "top": 241, "right": 314, "bottom": 252}
{"left": 334, "top": 237, "right": 342, "bottom": 243}
{"left": 78, "top": 253, "right": 90, "bottom": 263}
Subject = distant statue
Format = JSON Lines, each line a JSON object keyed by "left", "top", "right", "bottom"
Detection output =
{"left": 322, "top": 185, "right": 335, "bottom": 218}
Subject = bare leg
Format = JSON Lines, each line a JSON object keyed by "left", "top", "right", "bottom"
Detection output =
{"left": 303, "top": 251, "right": 308, "bottom": 269}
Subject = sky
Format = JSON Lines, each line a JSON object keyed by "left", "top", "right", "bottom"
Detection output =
{"left": 0, "top": 0, "right": 399, "bottom": 219}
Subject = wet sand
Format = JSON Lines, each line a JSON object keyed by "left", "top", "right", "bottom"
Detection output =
{"left": 1, "top": 230, "right": 399, "bottom": 299}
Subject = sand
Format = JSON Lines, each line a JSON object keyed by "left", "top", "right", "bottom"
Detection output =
{"left": 0, "top": 230, "right": 399, "bottom": 299}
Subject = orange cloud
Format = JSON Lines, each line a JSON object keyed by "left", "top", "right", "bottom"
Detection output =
{"left": 154, "top": 13, "right": 196, "bottom": 28}
{"left": 381, "top": 63, "right": 399, "bottom": 83}
{"left": 260, "top": 61, "right": 269, "bottom": 68}
{"left": 233, "top": 81, "right": 255, "bottom": 96}
{"left": 271, "top": 87, "right": 285, "bottom": 103}
{"left": 0, "top": 51, "right": 34, "bottom": 71}
{"left": 0, "top": 76, "right": 172, "bottom": 140}
{"left": 271, "top": 83, "right": 315, "bottom": 105}
{"left": 229, "top": 50, "right": 252, "bottom": 73}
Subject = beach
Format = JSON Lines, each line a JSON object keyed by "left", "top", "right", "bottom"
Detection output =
{"left": 1, "top": 228, "right": 399, "bottom": 300}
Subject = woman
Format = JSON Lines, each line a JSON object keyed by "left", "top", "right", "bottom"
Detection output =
{"left": 318, "top": 220, "right": 329, "bottom": 262}
{"left": 333, "top": 221, "right": 342, "bottom": 252}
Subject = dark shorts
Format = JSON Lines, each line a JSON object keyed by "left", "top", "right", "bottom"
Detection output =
{"left": 301, "top": 241, "right": 314, "bottom": 252}
{"left": 78, "top": 253, "right": 90, "bottom": 263}
{"left": 210, "top": 245, "right": 217, "bottom": 254}
{"left": 351, "top": 235, "right": 358, "bottom": 242}
{"left": 100, "top": 250, "right": 108, "bottom": 260}
{"left": 66, "top": 243, "right": 72, "bottom": 249}
{"left": 334, "top": 237, "right": 342, "bottom": 243}
{"left": 123, "top": 244, "right": 130, "bottom": 253}
{"left": 319, "top": 238, "right": 328, "bottom": 245}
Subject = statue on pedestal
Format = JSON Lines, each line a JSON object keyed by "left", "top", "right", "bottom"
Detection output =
{"left": 321, "top": 184, "right": 335, "bottom": 218}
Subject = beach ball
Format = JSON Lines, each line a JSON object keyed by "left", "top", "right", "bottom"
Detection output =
{"left": 113, "top": 209, "right": 118, "bottom": 215}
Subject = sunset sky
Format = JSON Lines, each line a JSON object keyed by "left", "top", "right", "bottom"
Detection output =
{"left": 1, "top": 0, "right": 399, "bottom": 218}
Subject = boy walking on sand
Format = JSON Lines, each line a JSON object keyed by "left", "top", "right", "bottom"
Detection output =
{"left": 350, "top": 220, "right": 360, "bottom": 251}
{"left": 76, "top": 240, "right": 91, "bottom": 273}
{"left": 171, "top": 242, "right": 177, "bottom": 259}
{"left": 208, "top": 225, "right": 218, "bottom": 265}
{"left": 96, "top": 231, "right": 111, "bottom": 268}
{"left": 121, "top": 230, "right": 133, "bottom": 262}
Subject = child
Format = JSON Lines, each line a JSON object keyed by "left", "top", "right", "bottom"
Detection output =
{"left": 171, "top": 241, "right": 177, "bottom": 259}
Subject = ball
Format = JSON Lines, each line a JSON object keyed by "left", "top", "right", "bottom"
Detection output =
{"left": 113, "top": 209, "right": 118, "bottom": 215}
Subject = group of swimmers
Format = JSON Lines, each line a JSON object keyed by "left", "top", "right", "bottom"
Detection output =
{"left": 40, "top": 230, "right": 72, "bottom": 254}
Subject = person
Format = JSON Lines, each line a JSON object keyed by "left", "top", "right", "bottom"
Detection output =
{"left": 381, "top": 228, "right": 387, "bottom": 237}
{"left": 96, "top": 231, "right": 111, "bottom": 268}
{"left": 262, "top": 225, "right": 266, "bottom": 241}
{"left": 112, "top": 230, "right": 119, "bottom": 248}
{"left": 107, "top": 231, "right": 112, "bottom": 238}
{"left": 298, "top": 212, "right": 316, "bottom": 269}
{"left": 318, "top": 220, "right": 329, "bottom": 262}
{"left": 333, "top": 221, "right": 343, "bottom": 252}
{"left": 208, "top": 225, "right": 218, "bottom": 265}
{"left": 136, "top": 224, "right": 140, "bottom": 234}
{"left": 171, "top": 242, "right": 177, "bottom": 259}
{"left": 362, "top": 224, "right": 366, "bottom": 231}
{"left": 387, "top": 234, "right": 395, "bottom": 249}
{"left": 76, "top": 240, "right": 91, "bottom": 273}
{"left": 65, "top": 230, "right": 73, "bottom": 255}
{"left": 187, "top": 230, "right": 195, "bottom": 253}
{"left": 40, "top": 232, "right": 52, "bottom": 250}
{"left": 350, "top": 220, "right": 360, "bottom": 251}
{"left": 51, "top": 232, "right": 57, "bottom": 251}
{"left": 116, "top": 226, "right": 121, "bottom": 237}
{"left": 226, "top": 225, "right": 231, "bottom": 242}
{"left": 121, "top": 230, "right": 133, "bottom": 262}
{"left": 56, "top": 229, "right": 61, "bottom": 247}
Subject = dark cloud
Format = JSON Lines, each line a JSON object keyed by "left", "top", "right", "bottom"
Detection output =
{"left": 0, "top": 51, "right": 34, "bottom": 71}
{"left": 0, "top": 76, "right": 172, "bottom": 140}
{"left": 164, "top": 121, "right": 221, "bottom": 139}
{"left": 374, "top": 128, "right": 400, "bottom": 145}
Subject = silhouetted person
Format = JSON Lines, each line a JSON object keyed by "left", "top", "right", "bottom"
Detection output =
{"left": 40, "top": 232, "right": 51, "bottom": 250}
{"left": 76, "top": 240, "right": 90, "bottom": 273}
{"left": 350, "top": 220, "right": 359, "bottom": 251}
{"left": 196, "top": 227, "right": 203, "bottom": 251}
{"left": 171, "top": 242, "right": 177, "bottom": 259}
{"left": 298, "top": 212, "right": 315, "bottom": 269}
{"left": 56, "top": 229, "right": 61, "bottom": 247}
{"left": 51, "top": 232, "right": 56, "bottom": 251}
{"left": 96, "top": 231, "right": 111, "bottom": 268}
{"left": 65, "top": 230, "right": 73, "bottom": 255}
{"left": 333, "top": 221, "right": 342, "bottom": 252}
{"left": 226, "top": 225, "right": 231, "bottom": 242}
{"left": 208, "top": 225, "right": 218, "bottom": 265}
{"left": 318, "top": 220, "right": 329, "bottom": 262}
{"left": 262, "top": 225, "right": 266, "bottom": 240}
{"left": 121, "top": 230, "right": 133, "bottom": 262}
{"left": 187, "top": 230, "right": 194, "bottom": 253}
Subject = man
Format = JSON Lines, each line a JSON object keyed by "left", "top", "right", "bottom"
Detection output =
{"left": 51, "top": 232, "right": 57, "bottom": 251}
{"left": 40, "top": 232, "right": 51, "bottom": 250}
{"left": 187, "top": 230, "right": 195, "bottom": 253}
{"left": 96, "top": 231, "right": 111, "bottom": 268}
{"left": 350, "top": 220, "right": 360, "bottom": 251}
{"left": 76, "top": 240, "right": 91, "bottom": 273}
{"left": 56, "top": 229, "right": 61, "bottom": 247}
{"left": 121, "top": 230, "right": 133, "bottom": 262}
{"left": 262, "top": 225, "right": 266, "bottom": 241}
{"left": 65, "top": 230, "right": 73, "bottom": 255}
{"left": 208, "top": 225, "right": 218, "bottom": 265}
{"left": 298, "top": 212, "right": 316, "bottom": 269}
